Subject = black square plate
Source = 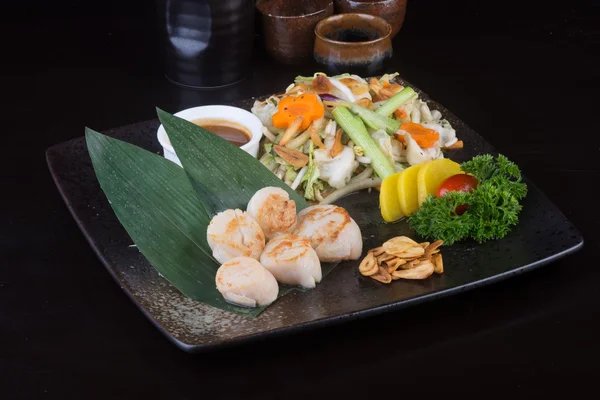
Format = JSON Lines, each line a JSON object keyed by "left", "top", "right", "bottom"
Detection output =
{"left": 46, "top": 81, "right": 583, "bottom": 352}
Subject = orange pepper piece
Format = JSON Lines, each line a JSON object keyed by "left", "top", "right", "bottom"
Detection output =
{"left": 272, "top": 93, "right": 325, "bottom": 131}
{"left": 395, "top": 122, "right": 440, "bottom": 148}
{"left": 330, "top": 129, "right": 344, "bottom": 158}
{"left": 394, "top": 108, "right": 408, "bottom": 120}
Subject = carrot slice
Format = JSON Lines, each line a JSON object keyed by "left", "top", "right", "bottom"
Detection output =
{"left": 395, "top": 133, "right": 438, "bottom": 149}
{"left": 330, "top": 129, "right": 344, "bottom": 158}
{"left": 394, "top": 108, "right": 408, "bottom": 120}
{"left": 443, "top": 140, "right": 464, "bottom": 150}
{"left": 396, "top": 122, "right": 440, "bottom": 148}
{"left": 272, "top": 93, "right": 325, "bottom": 131}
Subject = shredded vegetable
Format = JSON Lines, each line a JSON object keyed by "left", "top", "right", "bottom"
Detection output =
{"left": 332, "top": 106, "right": 395, "bottom": 179}
{"left": 291, "top": 166, "right": 308, "bottom": 190}
{"left": 376, "top": 87, "right": 417, "bottom": 117}
{"left": 321, "top": 178, "right": 382, "bottom": 205}
{"left": 349, "top": 103, "right": 401, "bottom": 134}
{"left": 252, "top": 72, "right": 462, "bottom": 203}
{"left": 286, "top": 130, "right": 311, "bottom": 150}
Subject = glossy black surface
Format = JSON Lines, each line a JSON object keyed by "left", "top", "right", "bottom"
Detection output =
{"left": 157, "top": 0, "right": 255, "bottom": 87}
{"left": 46, "top": 83, "right": 582, "bottom": 352}
{"left": 2, "top": 0, "right": 599, "bottom": 398}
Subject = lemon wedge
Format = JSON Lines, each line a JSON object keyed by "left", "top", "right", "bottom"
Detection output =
{"left": 380, "top": 171, "right": 404, "bottom": 222}
{"left": 397, "top": 162, "right": 428, "bottom": 217}
{"left": 416, "top": 159, "right": 463, "bottom": 206}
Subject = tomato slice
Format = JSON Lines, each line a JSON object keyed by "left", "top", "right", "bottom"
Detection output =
{"left": 436, "top": 174, "right": 479, "bottom": 197}
{"left": 436, "top": 174, "right": 479, "bottom": 214}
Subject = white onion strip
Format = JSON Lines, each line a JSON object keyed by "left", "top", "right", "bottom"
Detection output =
{"left": 321, "top": 178, "right": 382, "bottom": 205}
{"left": 353, "top": 166, "right": 373, "bottom": 182}
{"left": 290, "top": 166, "right": 308, "bottom": 190}
{"left": 261, "top": 126, "right": 277, "bottom": 142}
{"left": 329, "top": 78, "right": 357, "bottom": 102}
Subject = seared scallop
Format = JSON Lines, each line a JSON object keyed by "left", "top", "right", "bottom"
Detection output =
{"left": 247, "top": 187, "right": 297, "bottom": 240}
{"left": 215, "top": 257, "right": 279, "bottom": 307}
{"left": 293, "top": 205, "right": 363, "bottom": 262}
{"left": 260, "top": 234, "right": 322, "bottom": 289}
{"left": 206, "top": 209, "right": 265, "bottom": 264}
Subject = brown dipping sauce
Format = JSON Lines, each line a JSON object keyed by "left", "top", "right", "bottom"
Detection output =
{"left": 191, "top": 118, "right": 251, "bottom": 147}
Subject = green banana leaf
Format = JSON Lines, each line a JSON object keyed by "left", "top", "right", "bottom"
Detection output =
{"left": 157, "top": 109, "right": 339, "bottom": 277}
{"left": 156, "top": 108, "right": 310, "bottom": 214}
{"left": 86, "top": 109, "right": 341, "bottom": 317}
{"left": 86, "top": 128, "right": 277, "bottom": 316}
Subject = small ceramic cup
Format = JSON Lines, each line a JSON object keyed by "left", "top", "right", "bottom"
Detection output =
{"left": 157, "top": 0, "right": 256, "bottom": 88}
{"left": 256, "top": 0, "right": 334, "bottom": 64}
{"left": 334, "top": 0, "right": 407, "bottom": 38}
{"left": 314, "top": 13, "right": 393, "bottom": 76}
{"left": 157, "top": 106, "right": 264, "bottom": 166}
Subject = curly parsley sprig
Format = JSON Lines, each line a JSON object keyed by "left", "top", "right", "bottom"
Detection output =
{"left": 408, "top": 154, "right": 527, "bottom": 245}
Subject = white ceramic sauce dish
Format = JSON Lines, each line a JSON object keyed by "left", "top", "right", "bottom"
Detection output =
{"left": 157, "top": 105, "right": 264, "bottom": 166}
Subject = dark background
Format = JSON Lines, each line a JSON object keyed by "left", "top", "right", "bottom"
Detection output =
{"left": 2, "top": 0, "right": 599, "bottom": 398}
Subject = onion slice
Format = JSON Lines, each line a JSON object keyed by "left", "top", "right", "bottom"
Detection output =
{"left": 321, "top": 178, "right": 382, "bottom": 204}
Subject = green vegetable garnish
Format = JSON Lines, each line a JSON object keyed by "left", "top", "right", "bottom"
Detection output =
{"left": 408, "top": 154, "right": 527, "bottom": 245}
{"left": 461, "top": 154, "right": 527, "bottom": 200}
{"left": 301, "top": 141, "right": 323, "bottom": 201}
{"left": 468, "top": 180, "right": 523, "bottom": 242}
{"left": 375, "top": 87, "right": 417, "bottom": 117}
{"left": 348, "top": 103, "right": 401, "bottom": 134}
{"left": 332, "top": 106, "right": 396, "bottom": 179}
{"left": 285, "top": 164, "right": 298, "bottom": 182}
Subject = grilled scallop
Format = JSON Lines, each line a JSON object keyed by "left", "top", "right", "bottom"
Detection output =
{"left": 215, "top": 257, "right": 279, "bottom": 307}
{"left": 260, "top": 234, "right": 322, "bottom": 289}
{"left": 293, "top": 205, "right": 363, "bottom": 262}
{"left": 247, "top": 187, "right": 297, "bottom": 240}
{"left": 206, "top": 209, "right": 265, "bottom": 264}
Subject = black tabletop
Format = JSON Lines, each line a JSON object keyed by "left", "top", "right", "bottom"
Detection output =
{"left": 2, "top": 0, "right": 599, "bottom": 398}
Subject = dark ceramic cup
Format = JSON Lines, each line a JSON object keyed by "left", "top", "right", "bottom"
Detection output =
{"left": 334, "top": 0, "right": 407, "bottom": 38}
{"left": 256, "top": 0, "right": 334, "bottom": 65}
{"left": 157, "top": 0, "right": 255, "bottom": 88}
{"left": 314, "top": 13, "right": 393, "bottom": 76}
